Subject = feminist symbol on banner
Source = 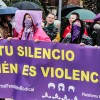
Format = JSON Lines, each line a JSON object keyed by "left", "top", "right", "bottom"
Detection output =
{"left": 42, "top": 82, "right": 78, "bottom": 100}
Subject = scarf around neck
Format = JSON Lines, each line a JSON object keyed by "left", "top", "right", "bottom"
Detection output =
{"left": 21, "top": 27, "right": 33, "bottom": 40}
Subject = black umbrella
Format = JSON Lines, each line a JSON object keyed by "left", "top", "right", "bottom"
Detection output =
{"left": 61, "top": 4, "right": 82, "bottom": 17}
{"left": 12, "top": 1, "right": 42, "bottom": 10}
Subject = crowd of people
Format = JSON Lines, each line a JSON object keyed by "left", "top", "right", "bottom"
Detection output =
{"left": 0, "top": 11, "right": 100, "bottom": 47}
{"left": 0, "top": 9, "right": 100, "bottom": 100}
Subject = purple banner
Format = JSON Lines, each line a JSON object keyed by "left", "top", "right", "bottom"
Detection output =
{"left": 0, "top": 40, "right": 100, "bottom": 100}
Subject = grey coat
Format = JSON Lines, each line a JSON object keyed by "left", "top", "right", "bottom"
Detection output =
{"left": 62, "top": 33, "right": 93, "bottom": 45}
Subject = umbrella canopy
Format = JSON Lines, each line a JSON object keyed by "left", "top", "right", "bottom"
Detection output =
{"left": 12, "top": 1, "right": 42, "bottom": 10}
{"left": 94, "top": 13, "right": 100, "bottom": 21}
{"left": 66, "top": 9, "right": 96, "bottom": 21}
{"left": 61, "top": 4, "right": 82, "bottom": 17}
{"left": 0, "top": 7, "right": 18, "bottom": 15}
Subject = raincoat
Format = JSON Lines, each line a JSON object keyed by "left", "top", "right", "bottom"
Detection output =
{"left": 14, "top": 27, "right": 51, "bottom": 42}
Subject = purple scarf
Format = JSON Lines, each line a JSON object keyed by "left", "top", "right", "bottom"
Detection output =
{"left": 71, "top": 21, "right": 81, "bottom": 42}
{"left": 24, "top": 18, "right": 33, "bottom": 29}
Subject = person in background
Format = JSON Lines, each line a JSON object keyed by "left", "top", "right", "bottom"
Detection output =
{"left": 8, "top": 13, "right": 51, "bottom": 42}
{"left": 91, "top": 20, "right": 100, "bottom": 46}
{"left": 84, "top": 21, "right": 93, "bottom": 37}
{"left": 10, "top": 16, "right": 18, "bottom": 37}
{"left": 0, "top": 15, "right": 14, "bottom": 100}
{"left": 62, "top": 12, "right": 92, "bottom": 45}
{"left": 0, "top": 15, "right": 12, "bottom": 39}
{"left": 42, "top": 13, "right": 60, "bottom": 42}
{"left": 54, "top": 19, "right": 61, "bottom": 30}
{"left": 62, "top": 12, "right": 88, "bottom": 39}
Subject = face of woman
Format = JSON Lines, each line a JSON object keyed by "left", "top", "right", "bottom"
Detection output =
{"left": 69, "top": 14, "right": 77, "bottom": 25}
{"left": 46, "top": 14, "right": 55, "bottom": 25}
{"left": 5, "top": 15, "right": 12, "bottom": 22}
{"left": 24, "top": 14, "right": 33, "bottom": 29}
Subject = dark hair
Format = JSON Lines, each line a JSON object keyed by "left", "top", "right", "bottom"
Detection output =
{"left": 71, "top": 12, "right": 80, "bottom": 19}
{"left": 0, "top": 15, "right": 12, "bottom": 23}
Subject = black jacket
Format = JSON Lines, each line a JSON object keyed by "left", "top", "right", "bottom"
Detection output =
{"left": 43, "top": 21, "right": 58, "bottom": 40}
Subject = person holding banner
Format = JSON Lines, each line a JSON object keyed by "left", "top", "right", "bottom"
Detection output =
{"left": 62, "top": 12, "right": 88, "bottom": 39}
{"left": 62, "top": 12, "right": 93, "bottom": 45}
{"left": 42, "top": 13, "right": 61, "bottom": 42}
{"left": 91, "top": 20, "right": 100, "bottom": 46}
{"left": 7, "top": 12, "right": 51, "bottom": 42}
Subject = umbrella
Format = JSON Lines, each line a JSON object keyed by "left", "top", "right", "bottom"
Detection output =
{"left": 61, "top": 4, "right": 82, "bottom": 17}
{"left": 94, "top": 13, "right": 100, "bottom": 21}
{"left": 0, "top": 7, "right": 18, "bottom": 15}
{"left": 66, "top": 9, "right": 96, "bottom": 21}
{"left": 12, "top": 1, "right": 42, "bottom": 10}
